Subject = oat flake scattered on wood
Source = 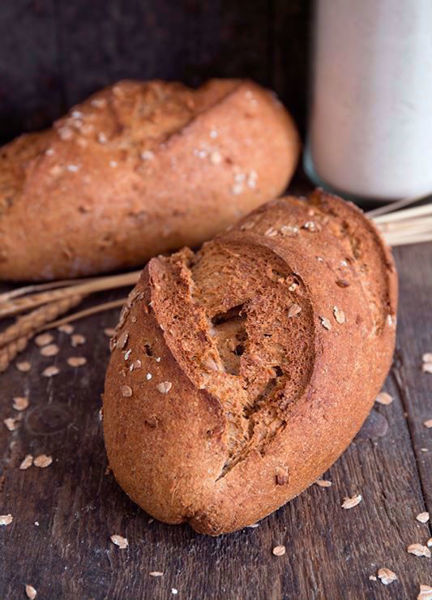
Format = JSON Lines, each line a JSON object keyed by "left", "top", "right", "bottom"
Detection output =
{"left": 71, "top": 334, "right": 86, "bottom": 347}
{"left": 34, "top": 454, "right": 53, "bottom": 468}
{"left": 272, "top": 545, "right": 286, "bottom": 556}
{"left": 67, "top": 356, "right": 87, "bottom": 367}
{"left": 4, "top": 418, "right": 18, "bottom": 431}
{"left": 375, "top": 392, "right": 393, "bottom": 406}
{"left": 110, "top": 534, "right": 128, "bottom": 549}
{"left": 157, "top": 381, "right": 172, "bottom": 394}
{"left": 16, "top": 361, "right": 31, "bottom": 373}
{"left": 423, "top": 419, "right": 432, "bottom": 428}
{"left": 12, "top": 396, "right": 29, "bottom": 411}
{"left": 316, "top": 479, "right": 332, "bottom": 488}
{"left": 423, "top": 363, "right": 432, "bottom": 374}
{"left": 40, "top": 344, "right": 59, "bottom": 357}
{"left": 0, "top": 514, "right": 13, "bottom": 526}
{"left": 422, "top": 353, "right": 432, "bottom": 363}
{"left": 418, "top": 585, "right": 432, "bottom": 600}
{"left": 35, "top": 333, "right": 53, "bottom": 347}
{"left": 407, "top": 543, "right": 431, "bottom": 558}
{"left": 58, "top": 324, "right": 74, "bottom": 334}
{"left": 19, "top": 454, "right": 34, "bottom": 470}
{"left": 416, "top": 512, "right": 430, "bottom": 523}
{"left": 342, "top": 494, "right": 362, "bottom": 509}
{"left": 149, "top": 571, "right": 164, "bottom": 577}
{"left": 377, "top": 567, "right": 398, "bottom": 585}
{"left": 42, "top": 365, "right": 60, "bottom": 377}
{"left": 25, "top": 584, "right": 37, "bottom": 599}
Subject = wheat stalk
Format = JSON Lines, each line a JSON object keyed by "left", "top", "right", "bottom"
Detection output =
{"left": 0, "top": 335, "right": 30, "bottom": 372}
{"left": 42, "top": 298, "right": 127, "bottom": 330}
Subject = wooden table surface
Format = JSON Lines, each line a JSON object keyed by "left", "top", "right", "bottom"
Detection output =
{"left": 0, "top": 216, "right": 431, "bottom": 600}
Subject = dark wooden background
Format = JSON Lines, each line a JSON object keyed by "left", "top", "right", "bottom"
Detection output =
{"left": 1, "top": 2, "right": 432, "bottom": 599}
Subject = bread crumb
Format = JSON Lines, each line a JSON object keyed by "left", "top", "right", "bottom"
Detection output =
{"left": 110, "top": 534, "right": 128, "bottom": 549}
{"left": 369, "top": 575, "right": 377, "bottom": 581}
{"left": 67, "top": 356, "right": 87, "bottom": 367}
{"left": 377, "top": 568, "right": 397, "bottom": 585}
{"left": 375, "top": 392, "right": 393, "bottom": 406}
{"left": 42, "top": 365, "right": 60, "bottom": 377}
{"left": 416, "top": 512, "right": 430, "bottom": 524}
{"left": 35, "top": 333, "right": 54, "bottom": 347}
{"left": 34, "top": 454, "right": 53, "bottom": 468}
{"left": 16, "top": 361, "right": 31, "bottom": 373}
{"left": 272, "top": 545, "right": 286, "bottom": 557}
{"left": 0, "top": 514, "right": 13, "bottom": 526}
{"left": 13, "top": 396, "right": 29, "bottom": 411}
{"left": 19, "top": 454, "right": 34, "bottom": 470}
{"left": 25, "top": 584, "right": 37, "bottom": 599}
{"left": 407, "top": 543, "right": 431, "bottom": 558}
{"left": 157, "top": 381, "right": 172, "bottom": 394}
{"left": 40, "top": 344, "right": 59, "bottom": 357}
{"left": 342, "top": 494, "right": 362, "bottom": 509}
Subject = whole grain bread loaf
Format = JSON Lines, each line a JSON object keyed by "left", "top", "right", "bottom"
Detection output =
{"left": 0, "top": 79, "right": 299, "bottom": 281}
{"left": 103, "top": 189, "right": 397, "bottom": 535}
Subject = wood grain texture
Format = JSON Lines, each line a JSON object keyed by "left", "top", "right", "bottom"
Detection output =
{"left": 0, "top": 241, "right": 431, "bottom": 599}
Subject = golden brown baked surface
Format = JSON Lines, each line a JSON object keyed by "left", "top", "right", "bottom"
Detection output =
{"left": 0, "top": 79, "right": 299, "bottom": 281}
{"left": 103, "top": 190, "right": 397, "bottom": 535}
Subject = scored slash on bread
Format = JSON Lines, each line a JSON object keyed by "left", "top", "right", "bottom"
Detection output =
{"left": 103, "top": 189, "right": 397, "bottom": 535}
{"left": 0, "top": 79, "right": 299, "bottom": 281}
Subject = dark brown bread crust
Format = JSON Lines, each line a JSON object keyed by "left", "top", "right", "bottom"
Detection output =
{"left": 103, "top": 190, "right": 397, "bottom": 535}
{"left": 0, "top": 79, "right": 299, "bottom": 281}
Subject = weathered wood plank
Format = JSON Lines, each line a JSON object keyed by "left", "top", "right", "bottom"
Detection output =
{"left": 1, "top": 244, "right": 432, "bottom": 599}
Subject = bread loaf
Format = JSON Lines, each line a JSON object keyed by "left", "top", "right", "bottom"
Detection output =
{"left": 103, "top": 190, "right": 397, "bottom": 535}
{"left": 0, "top": 79, "right": 299, "bottom": 281}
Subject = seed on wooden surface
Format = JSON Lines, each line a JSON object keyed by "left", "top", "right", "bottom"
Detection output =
{"left": 25, "top": 584, "right": 37, "bottom": 599}
{"left": 4, "top": 418, "right": 18, "bottom": 431}
{"left": 58, "top": 324, "right": 74, "bottom": 334}
{"left": 110, "top": 534, "right": 128, "bottom": 549}
{"left": 375, "top": 392, "right": 393, "bottom": 406}
{"left": 333, "top": 306, "right": 346, "bottom": 324}
{"left": 71, "top": 334, "right": 86, "bottom": 347}
{"left": 316, "top": 479, "right": 332, "bottom": 488}
{"left": 67, "top": 356, "right": 87, "bottom": 367}
{"left": 40, "top": 344, "right": 59, "bottom": 357}
{"left": 171, "top": 589, "right": 178, "bottom": 595}
{"left": 35, "top": 333, "right": 53, "bottom": 347}
{"left": 272, "top": 545, "right": 286, "bottom": 556}
{"left": 342, "top": 494, "right": 362, "bottom": 509}
{"left": 34, "top": 454, "right": 53, "bottom": 468}
{"left": 418, "top": 585, "right": 432, "bottom": 600}
{"left": 42, "top": 365, "right": 60, "bottom": 377}
{"left": 16, "top": 361, "right": 31, "bottom": 373}
{"left": 424, "top": 419, "right": 432, "bottom": 428}
{"left": 288, "top": 304, "right": 302, "bottom": 318}
{"left": 104, "top": 328, "right": 116, "bottom": 337}
{"left": 157, "top": 381, "right": 172, "bottom": 394}
{"left": 149, "top": 571, "right": 164, "bottom": 577}
{"left": 369, "top": 575, "right": 377, "bottom": 581}
{"left": 423, "top": 353, "right": 432, "bottom": 363}
{"left": 423, "top": 363, "right": 432, "bottom": 374}
{"left": 12, "top": 396, "right": 29, "bottom": 411}
{"left": 416, "top": 512, "right": 430, "bottom": 524}
{"left": 320, "top": 316, "right": 332, "bottom": 330}
{"left": 0, "top": 514, "right": 13, "bottom": 526}
{"left": 407, "top": 543, "right": 431, "bottom": 558}
{"left": 19, "top": 454, "right": 33, "bottom": 470}
{"left": 377, "top": 568, "right": 397, "bottom": 585}
{"left": 121, "top": 385, "right": 132, "bottom": 398}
